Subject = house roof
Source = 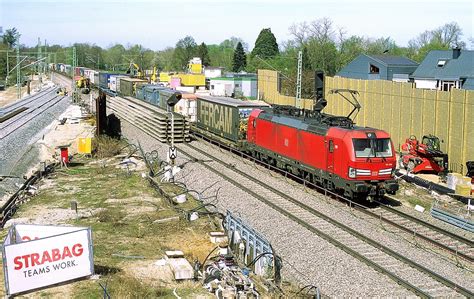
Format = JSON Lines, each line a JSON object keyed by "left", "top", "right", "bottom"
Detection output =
{"left": 369, "top": 55, "right": 419, "bottom": 66}
{"left": 411, "top": 50, "right": 474, "bottom": 80}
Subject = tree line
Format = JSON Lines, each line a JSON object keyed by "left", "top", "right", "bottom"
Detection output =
{"left": 0, "top": 19, "right": 467, "bottom": 93}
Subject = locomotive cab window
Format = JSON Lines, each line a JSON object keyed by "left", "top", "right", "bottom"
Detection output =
{"left": 353, "top": 138, "right": 392, "bottom": 158}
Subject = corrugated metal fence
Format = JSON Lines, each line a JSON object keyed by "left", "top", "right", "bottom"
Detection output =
{"left": 257, "top": 69, "right": 474, "bottom": 173}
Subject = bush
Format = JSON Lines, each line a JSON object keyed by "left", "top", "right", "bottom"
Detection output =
{"left": 92, "top": 135, "right": 126, "bottom": 158}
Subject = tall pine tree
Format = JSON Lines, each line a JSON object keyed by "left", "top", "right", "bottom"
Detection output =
{"left": 196, "top": 42, "right": 211, "bottom": 67}
{"left": 232, "top": 42, "right": 247, "bottom": 72}
{"left": 251, "top": 28, "right": 279, "bottom": 59}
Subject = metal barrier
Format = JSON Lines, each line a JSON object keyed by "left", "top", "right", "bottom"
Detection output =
{"left": 431, "top": 201, "right": 474, "bottom": 232}
{"left": 224, "top": 210, "right": 274, "bottom": 276}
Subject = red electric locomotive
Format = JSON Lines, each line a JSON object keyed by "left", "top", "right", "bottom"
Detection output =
{"left": 245, "top": 88, "right": 399, "bottom": 199}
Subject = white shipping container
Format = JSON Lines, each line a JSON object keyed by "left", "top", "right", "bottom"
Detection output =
{"left": 176, "top": 86, "right": 196, "bottom": 93}
{"left": 174, "top": 98, "right": 197, "bottom": 122}
{"left": 110, "top": 75, "right": 127, "bottom": 92}
{"left": 90, "top": 71, "right": 99, "bottom": 84}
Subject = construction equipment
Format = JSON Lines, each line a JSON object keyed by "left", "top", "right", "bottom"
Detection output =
{"left": 150, "top": 66, "right": 157, "bottom": 83}
{"left": 400, "top": 135, "right": 448, "bottom": 175}
{"left": 126, "top": 62, "right": 143, "bottom": 78}
{"left": 56, "top": 87, "right": 68, "bottom": 96}
{"left": 76, "top": 76, "right": 90, "bottom": 94}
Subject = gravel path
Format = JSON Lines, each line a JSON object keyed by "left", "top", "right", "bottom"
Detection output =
{"left": 120, "top": 120, "right": 420, "bottom": 297}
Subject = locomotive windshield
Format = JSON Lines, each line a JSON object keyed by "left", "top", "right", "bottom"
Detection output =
{"left": 353, "top": 138, "right": 392, "bottom": 158}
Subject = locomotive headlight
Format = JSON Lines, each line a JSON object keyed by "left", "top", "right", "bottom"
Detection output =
{"left": 348, "top": 167, "right": 356, "bottom": 178}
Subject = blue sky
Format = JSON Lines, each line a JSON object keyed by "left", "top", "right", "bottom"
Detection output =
{"left": 1, "top": 0, "right": 473, "bottom": 50}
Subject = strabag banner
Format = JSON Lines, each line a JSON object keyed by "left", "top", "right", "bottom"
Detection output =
{"left": 2, "top": 224, "right": 94, "bottom": 296}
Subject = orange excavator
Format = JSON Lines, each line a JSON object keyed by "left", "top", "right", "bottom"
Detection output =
{"left": 400, "top": 135, "right": 448, "bottom": 175}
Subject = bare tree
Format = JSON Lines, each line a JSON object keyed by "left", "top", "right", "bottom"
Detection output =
{"left": 432, "top": 22, "right": 465, "bottom": 47}
{"left": 289, "top": 21, "right": 309, "bottom": 45}
{"left": 409, "top": 22, "right": 465, "bottom": 49}
{"left": 308, "top": 18, "right": 335, "bottom": 43}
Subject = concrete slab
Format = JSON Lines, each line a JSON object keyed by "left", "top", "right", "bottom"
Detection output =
{"left": 168, "top": 257, "right": 194, "bottom": 280}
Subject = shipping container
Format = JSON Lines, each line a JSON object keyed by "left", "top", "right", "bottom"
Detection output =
{"left": 159, "top": 72, "right": 172, "bottom": 83}
{"left": 99, "top": 72, "right": 122, "bottom": 89}
{"left": 136, "top": 87, "right": 144, "bottom": 100}
{"left": 64, "top": 65, "right": 72, "bottom": 75}
{"left": 110, "top": 75, "right": 128, "bottom": 92}
{"left": 92, "top": 72, "right": 99, "bottom": 85}
{"left": 196, "top": 96, "right": 269, "bottom": 142}
{"left": 84, "top": 69, "right": 93, "bottom": 79}
{"left": 75, "top": 67, "right": 85, "bottom": 77}
{"left": 175, "top": 95, "right": 197, "bottom": 122}
{"left": 176, "top": 86, "right": 196, "bottom": 93}
{"left": 170, "top": 77, "right": 181, "bottom": 88}
{"left": 176, "top": 74, "right": 205, "bottom": 86}
{"left": 141, "top": 85, "right": 164, "bottom": 106}
{"left": 119, "top": 77, "right": 147, "bottom": 97}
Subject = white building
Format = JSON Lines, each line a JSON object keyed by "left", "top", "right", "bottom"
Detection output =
{"left": 204, "top": 67, "right": 224, "bottom": 79}
{"left": 209, "top": 76, "right": 257, "bottom": 99}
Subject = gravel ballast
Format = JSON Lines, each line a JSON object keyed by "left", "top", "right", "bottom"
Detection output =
{"left": 0, "top": 96, "right": 71, "bottom": 201}
{"left": 120, "top": 120, "right": 421, "bottom": 297}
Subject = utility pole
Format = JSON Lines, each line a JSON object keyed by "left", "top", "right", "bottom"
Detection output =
{"left": 296, "top": 50, "right": 303, "bottom": 109}
{"left": 6, "top": 49, "right": 9, "bottom": 86}
{"left": 44, "top": 39, "right": 47, "bottom": 75}
{"left": 37, "top": 38, "right": 42, "bottom": 85}
{"left": 16, "top": 39, "right": 21, "bottom": 99}
{"left": 72, "top": 46, "right": 76, "bottom": 93}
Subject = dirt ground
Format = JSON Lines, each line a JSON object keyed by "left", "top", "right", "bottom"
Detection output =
{"left": 0, "top": 74, "right": 50, "bottom": 107}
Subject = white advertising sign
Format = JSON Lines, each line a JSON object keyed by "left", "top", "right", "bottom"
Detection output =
{"left": 2, "top": 225, "right": 93, "bottom": 296}
{"left": 12, "top": 224, "right": 86, "bottom": 243}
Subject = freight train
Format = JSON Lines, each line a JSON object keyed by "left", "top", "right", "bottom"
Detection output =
{"left": 194, "top": 92, "right": 399, "bottom": 199}
{"left": 51, "top": 64, "right": 399, "bottom": 199}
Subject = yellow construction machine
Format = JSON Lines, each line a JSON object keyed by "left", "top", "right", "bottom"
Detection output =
{"left": 127, "top": 62, "right": 143, "bottom": 78}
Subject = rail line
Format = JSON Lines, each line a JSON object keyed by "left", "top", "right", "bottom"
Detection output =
{"left": 178, "top": 140, "right": 473, "bottom": 298}
{"left": 0, "top": 89, "right": 67, "bottom": 139}
{"left": 106, "top": 95, "right": 472, "bottom": 296}
{"left": 1, "top": 86, "right": 57, "bottom": 116}
{"left": 365, "top": 199, "right": 473, "bottom": 263}
{"left": 192, "top": 131, "right": 473, "bottom": 265}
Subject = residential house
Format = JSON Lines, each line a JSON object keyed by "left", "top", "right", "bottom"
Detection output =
{"left": 337, "top": 54, "right": 419, "bottom": 82}
{"left": 410, "top": 49, "right": 474, "bottom": 91}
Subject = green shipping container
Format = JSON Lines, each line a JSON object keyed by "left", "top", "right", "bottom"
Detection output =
{"left": 196, "top": 96, "right": 269, "bottom": 142}
{"left": 119, "top": 77, "right": 147, "bottom": 97}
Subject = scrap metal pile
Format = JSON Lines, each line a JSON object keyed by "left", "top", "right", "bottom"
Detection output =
{"left": 202, "top": 245, "right": 260, "bottom": 298}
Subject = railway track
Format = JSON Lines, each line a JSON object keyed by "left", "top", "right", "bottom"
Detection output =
{"left": 0, "top": 86, "right": 56, "bottom": 123}
{"left": 362, "top": 199, "right": 474, "bottom": 264}
{"left": 0, "top": 87, "right": 67, "bottom": 139}
{"left": 192, "top": 132, "right": 474, "bottom": 265}
{"left": 178, "top": 140, "right": 473, "bottom": 298}
{"left": 112, "top": 95, "right": 472, "bottom": 296}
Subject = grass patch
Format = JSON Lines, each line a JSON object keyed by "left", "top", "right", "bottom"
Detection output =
{"left": 0, "top": 153, "right": 295, "bottom": 298}
{"left": 17, "top": 154, "right": 217, "bottom": 297}
{"left": 404, "top": 196, "right": 431, "bottom": 211}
